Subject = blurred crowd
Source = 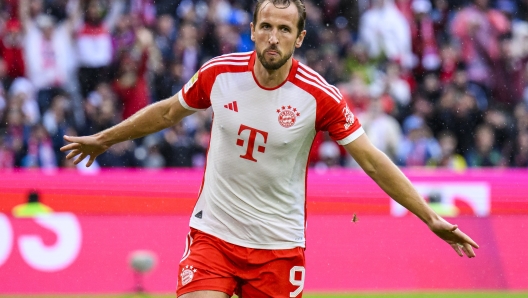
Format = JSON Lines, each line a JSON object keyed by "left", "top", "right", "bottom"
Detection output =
{"left": 0, "top": 0, "right": 527, "bottom": 171}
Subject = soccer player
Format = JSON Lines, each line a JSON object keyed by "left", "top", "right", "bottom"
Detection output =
{"left": 61, "top": 1, "right": 479, "bottom": 297}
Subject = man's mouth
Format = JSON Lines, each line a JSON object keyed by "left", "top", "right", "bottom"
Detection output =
{"left": 265, "top": 49, "right": 279, "bottom": 55}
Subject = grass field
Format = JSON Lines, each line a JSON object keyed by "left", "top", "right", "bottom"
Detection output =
{"left": 1, "top": 293, "right": 528, "bottom": 298}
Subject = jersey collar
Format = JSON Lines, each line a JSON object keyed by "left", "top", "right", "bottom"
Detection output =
{"left": 249, "top": 51, "right": 299, "bottom": 91}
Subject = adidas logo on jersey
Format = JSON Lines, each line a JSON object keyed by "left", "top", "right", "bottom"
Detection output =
{"left": 224, "top": 101, "right": 238, "bottom": 112}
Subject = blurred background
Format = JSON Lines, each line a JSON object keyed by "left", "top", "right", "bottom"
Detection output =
{"left": 0, "top": 0, "right": 527, "bottom": 297}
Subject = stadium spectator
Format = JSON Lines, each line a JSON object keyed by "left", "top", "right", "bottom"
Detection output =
{"left": 154, "top": 14, "right": 177, "bottom": 63}
{"left": 512, "top": 130, "right": 528, "bottom": 167}
{"left": 359, "top": 0, "right": 413, "bottom": 67}
{"left": 430, "top": 0, "right": 450, "bottom": 44}
{"left": 315, "top": 138, "right": 343, "bottom": 170}
{"left": 437, "top": 42, "right": 460, "bottom": 84}
{"left": 409, "top": 0, "right": 441, "bottom": 78}
{"left": 0, "top": 19, "right": 25, "bottom": 89}
{"left": 369, "top": 61, "right": 412, "bottom": 118}
{"left": 42, "top": 92, "right": 74, "bottom": 159}
{"left": 451, "top": 0, "right": 510, "bottom": 89}
{"left": 483, "top": 108, "right": 516, "bottom": 163}
{"left": 19, "top": 0, "right": 78, "bottom": 114}
{"left": 76, "top": 0, "right": 124, "bottom": 97}
{"left": 8, "top": 77, "right": 40, "bottom": 125}
{"left": 357, "top": 96, "right": 402, "bottom": 162}
{"left": 173, "top": 22, "right": 202, "bottom": 81}
{"left": 22, "top": 123, "right": 57, "bottom": 169}
{"left": 490, "top": 32, "right": 528, "bottom": 109}
{"left": 12, "top": 190, "right": 53, "bottom": 218}
{"left": 466, "top": 124, "right": 504, "bottom": 167}
{"left": 427, "top": 130, "right": 468, "bottom": 170}
{"left": 344, "top": 42, "right": 377, "bottom": 84}
{"left": 0, "top": 135, "right": 15, "bottom": 169}
{"left": 158, "top": 123, "right": 196, "bottom": 167}
{"left": 112, "top": 13, "right": 136, "bottom": 61}
{"left": 112, "top": 27, "right": 160, "bottom": 119}
{"left": 397, "top": 115, "right": 442, "bottom": 166}
{"left": 97, "top": 140, "right": 138, "bottom": 167}
{"left": 420, "top": 70, "right": 442, "bottom": 104}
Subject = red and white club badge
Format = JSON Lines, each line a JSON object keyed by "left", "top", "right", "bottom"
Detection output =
{"left": 276, "top": 105, "right": 300, "bottom": 128}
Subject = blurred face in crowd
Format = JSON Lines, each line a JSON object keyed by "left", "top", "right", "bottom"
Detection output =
{"left": 475, "top": 126, "right": 495, "bottom": 153}
{"left": 474, "top": 0, "right": 489, "bottom": 10}
{"left": 439, "top": 133, "right": 457, "bottom": 156}
{"left": 499, "top": 37, "right": 513, "bottom": 58}
{"left": 518, "top": 131, "right": 528, "bottom": 153}
{"left": 371, "top": 0, "right": 386, "bottom": 8}
{"left": 251, "top": 0, "right": 306, "bottom": 70}
{"left": 157, "top": 15, "right": 174, "bottom": 37}
{"left": 7, "top": 109, "right": 24, "bottom": 127}
{"left": 87, "top": 0, "right": 104, "bottom": 23}
{"left": 30, "top": 0, "right": 43, "bottom": 17}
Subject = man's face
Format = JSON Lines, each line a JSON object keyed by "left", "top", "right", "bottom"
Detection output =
{"left": 251, "top": 1, "right": 306, "bottom": 70}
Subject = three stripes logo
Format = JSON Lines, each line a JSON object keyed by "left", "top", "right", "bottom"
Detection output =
{"left": 224, "top": 101, "right": 238, "bottom": 112}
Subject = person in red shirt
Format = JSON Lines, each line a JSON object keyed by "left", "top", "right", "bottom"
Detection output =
{"left": 112, "top": 28, "right": 159, "bottom": 119}
{"left": 0, "top": 19, "right": 25, "bottom": 88}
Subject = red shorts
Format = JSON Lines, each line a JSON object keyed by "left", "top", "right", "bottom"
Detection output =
{"left": 177, "top": 228, "right": 306, "bottom": 298}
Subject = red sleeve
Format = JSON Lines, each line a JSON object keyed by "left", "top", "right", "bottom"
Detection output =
{"left": 316, "top": 96, "right": 363, "bottom": 145}
{"left": 178, "top": 64, "right": 216, "bottom": 111}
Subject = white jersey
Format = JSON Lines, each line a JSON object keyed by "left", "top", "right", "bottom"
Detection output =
{"left": 178, "top": 51, "right": 364, "bottom": 249}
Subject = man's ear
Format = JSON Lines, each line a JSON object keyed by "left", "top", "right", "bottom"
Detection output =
{"left": 250, "top": 22, "right": 255, "bottom": 41}
{"left": 295, "top": 30, "right": 307, "bottom": 48}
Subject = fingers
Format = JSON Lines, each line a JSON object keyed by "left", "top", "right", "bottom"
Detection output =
{"left": 449, "top": 227, "right": 478, "bottom": 258}
{"left": 61, "top": 135, "right": 83, "bottom": 152}
{"left": 74, "top": 153, "right": 88, "bottom": 165}
{"left": 86, "top": 155, "right": 96, "bottom": 167}
{"left": 453, "top": 228, "right": 480, "bottom": 249}
{"left": 63, "top": 135, "right": 80, "bottom": 143}
{"left": 66, "top": 149, "right": 81, "bottom": 160}
{"left": 60, "top": 143, "right": 81, "bottom": 152}
{"left": 462, "top": 243, "right": 476, "bottom": 258}
{"left": 451, "top": 243, "right": 464, "bottom": 257}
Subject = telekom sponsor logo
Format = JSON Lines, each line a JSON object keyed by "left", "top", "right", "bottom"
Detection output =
{"left": 390, "top": 182, "right": 491, "bottom": 217}
{"left": 0, "top": 213, "right": 82, "bottom": 272}
{"left": 236, "top": 124, "right": 268, "bottom": 162}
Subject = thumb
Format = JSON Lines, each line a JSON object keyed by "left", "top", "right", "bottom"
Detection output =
{"left": 450, "top": 224, "right": 458, "bottom": 232}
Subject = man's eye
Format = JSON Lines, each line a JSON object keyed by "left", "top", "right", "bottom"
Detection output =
{"left": 281, "top": 28, "right": 290, "bottom": 33}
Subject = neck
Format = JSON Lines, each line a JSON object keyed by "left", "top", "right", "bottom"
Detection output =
{"left": 253, "top": 58, "right": 293, "bottom": 88}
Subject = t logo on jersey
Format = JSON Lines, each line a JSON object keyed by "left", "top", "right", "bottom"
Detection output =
{"left": 236, "top": 124, "right": 268, "bottom": 162}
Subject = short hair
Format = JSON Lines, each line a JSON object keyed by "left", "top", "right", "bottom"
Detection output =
{"left": 253, "top": 0, "right": 306, "bottom": 36}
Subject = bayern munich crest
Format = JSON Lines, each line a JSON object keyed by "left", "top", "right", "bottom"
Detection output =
{"left": 180, "top": 265, "right": 197, "bottom": 286}
{"left": 276, "top": 105, "right": 300, "bottom": 128}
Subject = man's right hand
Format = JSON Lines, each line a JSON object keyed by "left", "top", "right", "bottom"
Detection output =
{"left": 60, "top": 135, "right": 110, "bottom": 167}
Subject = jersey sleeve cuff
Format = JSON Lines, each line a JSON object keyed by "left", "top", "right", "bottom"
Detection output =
{"left": 336, "top": 127, "right": 365, "bottom": 145}
{"left": 178, "top": 91, "right": 208, "bottom": 111}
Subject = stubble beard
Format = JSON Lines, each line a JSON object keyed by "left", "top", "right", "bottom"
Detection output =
{"left": 257, "top": 46, "right": 294, "bottom": 70}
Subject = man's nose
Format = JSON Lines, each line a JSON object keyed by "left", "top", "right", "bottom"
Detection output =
{"left": 268, "top": 30, "right": 279, "bottom": 44}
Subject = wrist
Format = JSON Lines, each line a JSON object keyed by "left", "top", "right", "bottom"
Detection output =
{"left": 95, "top": 131, "right": 115, "bottom": 148}
{"left": 422, "top": 210, "right": 442, "bottom": 227}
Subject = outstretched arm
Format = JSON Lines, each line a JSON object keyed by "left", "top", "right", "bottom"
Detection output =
{"left": 19, "top": 0, "right": 31, "bottom": 31}
{"left": 60, "top": 93, "right": 194, "bottom": 166}
{"left": 344, "top": 134, "right": 479, "bottom": 258}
